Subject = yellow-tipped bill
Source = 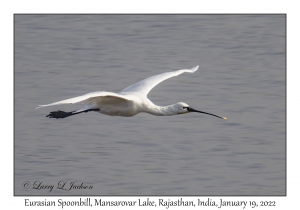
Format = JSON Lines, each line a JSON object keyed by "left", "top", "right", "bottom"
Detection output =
{"left": 187, "top": 107, "right": 226, "bottom": 121}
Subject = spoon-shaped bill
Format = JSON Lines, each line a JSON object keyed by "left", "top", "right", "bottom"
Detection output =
{"left": 187, "top": 107, "right": 227, "bottom": 120}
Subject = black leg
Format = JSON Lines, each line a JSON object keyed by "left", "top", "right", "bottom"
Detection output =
{"left": 46, "top": 109, "right": 100, "bottom": 119}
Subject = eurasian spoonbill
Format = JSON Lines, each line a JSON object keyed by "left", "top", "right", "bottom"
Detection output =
{"left": 36, "top": 65, "right": 226, "bottom": 120}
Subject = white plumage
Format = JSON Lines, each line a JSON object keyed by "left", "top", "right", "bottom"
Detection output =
{"left": 36, "top": 65, "right": 226, "bottom": 120}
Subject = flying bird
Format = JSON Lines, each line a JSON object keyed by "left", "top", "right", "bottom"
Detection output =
{"left": 36, "top": 65, "right": 226, "bottom": 120}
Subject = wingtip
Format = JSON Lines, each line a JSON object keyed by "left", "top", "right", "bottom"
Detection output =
{"left": 190, "top": 65, "right": 199, "bottom": 72}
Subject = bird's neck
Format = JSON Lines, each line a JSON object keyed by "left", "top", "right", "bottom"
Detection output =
{"left": 145, "top": 103, "right": 178, "bottom": 116}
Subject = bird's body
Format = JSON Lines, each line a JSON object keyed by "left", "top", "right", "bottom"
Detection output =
{"left": 36, "top": 65, "right": 226, "bottom": 120}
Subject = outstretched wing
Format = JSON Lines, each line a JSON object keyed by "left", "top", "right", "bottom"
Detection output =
{"left": 120, "top": 65, "right": 199, "bottom": 96}
{"left": 35, "top": 91, "right": 132, "bottom": 109}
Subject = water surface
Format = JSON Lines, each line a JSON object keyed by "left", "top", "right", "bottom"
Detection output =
{"left": 15, "top": 15, "right": 285, "bottom": 195}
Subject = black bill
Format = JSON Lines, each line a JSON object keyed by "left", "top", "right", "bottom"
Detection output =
{"left": 187, "top": 107, "right": 227, "bottom": 120}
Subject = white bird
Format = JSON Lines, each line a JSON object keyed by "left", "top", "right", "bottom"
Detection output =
{"left": 36, "top": 65, "right": 226, "bottom": 120}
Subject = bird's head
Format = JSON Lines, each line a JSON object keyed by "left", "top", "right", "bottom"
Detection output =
{"left": 175, "top": 102, "right": 227, "bottom": 120}
{"left": 175, "top": 102, "right": 190, "bottom": 114}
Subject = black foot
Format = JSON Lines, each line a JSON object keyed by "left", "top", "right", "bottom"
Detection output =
{"left": 46, "top": 110, "right": 73, "bottom": 119}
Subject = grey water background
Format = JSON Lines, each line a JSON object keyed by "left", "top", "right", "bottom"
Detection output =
{"left": 14, "top": 15, "right": 285, "bottom": 195}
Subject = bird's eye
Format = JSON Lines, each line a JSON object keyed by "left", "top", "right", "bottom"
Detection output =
{"left": 183, "top": 107, "right": 188, "bottom": 109}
